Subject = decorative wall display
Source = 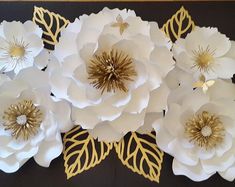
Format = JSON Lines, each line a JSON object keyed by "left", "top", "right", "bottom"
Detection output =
{"left": 0, "top": 3, "right": 235, "bottom": 186}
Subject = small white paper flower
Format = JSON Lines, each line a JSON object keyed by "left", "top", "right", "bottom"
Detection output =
{"left": 153, "top": 87, "right": 235, "bottom": 181}
{"left": 0, "top": 21, "right": 44, "bottom": 74}
{"left": 49, "top": 8, "right": 174, "bottom": 142}
{"left": 173, "top": 27, "right": 235, "bottom": 80}
{"left": 0, "top": 67, "right": 72, "bottom": 173}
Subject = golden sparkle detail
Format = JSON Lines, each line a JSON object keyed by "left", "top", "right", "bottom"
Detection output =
{"left": 111, "top": 15, "right": 129, "bottom": 35}
{"left": 88, "top": 49, "right": 137, "bottom": 94}
{"left": 192, "top": 45, "right": 215, "bottom": 72}
{"left": 3, "top": 100, "right": 43, "bottom": 141}
{"left": 185, "top": 111, "right": 225, "bottom": 149}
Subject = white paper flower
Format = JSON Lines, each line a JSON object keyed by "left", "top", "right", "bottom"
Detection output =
{"left": 173, "top": 27, "right": 235, "bottom": 80}
{"left": 0, "top": 21, "right": 44, "bottom": 74}
{"left": 153, "top": 87, "right": 235, "bottom": 181}
{"left": 0, "top": 67, "right": 72, "bottom": 173}
{"left": 49, "top": 8, "right": 174, "bottom": 142}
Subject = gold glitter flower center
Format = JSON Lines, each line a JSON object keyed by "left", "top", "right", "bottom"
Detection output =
{"left": 185, "top": 111, "right": 225, "bottom": 149}
{"left": 88, "top": 49, "right": 137, "bottom": 94}
{"left": 192, "top": 45, "right": 215, "bottom": 72}
{"left": 3, "top": 100, "right": 43, "bottom": 141}
{"left": 9, "top": 45, "right": 26, "bottom": 58}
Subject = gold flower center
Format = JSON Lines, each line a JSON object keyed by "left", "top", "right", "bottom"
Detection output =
{"left": 192, "top": 45, "right": 215, "bottom": 72}
{"left": 185, "top": 111, "right": 225, "bottom": 149}
{"left": 88, "top": 49, "right": 137, "bottom": 94}
{"left": 9, "top": 45, "right": 25, "bottom": 58}
{"left": 3, "top": 100, "right": 43, "bottom": 141}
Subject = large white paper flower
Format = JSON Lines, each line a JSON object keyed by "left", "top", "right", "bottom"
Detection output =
{"left": 0, "top": 67, "right": 72, "bottom": 173}
{"left": 49, "top": 8, "right": 174, "bottom": 142}
{"left": 173, "top": 27, "right": 235, "bottom": 80}
{"left": 0, "top": 21, "right": 44, "bottom": 74}
{"left": 154, "top": 87, "right": 235, "bottom": 181}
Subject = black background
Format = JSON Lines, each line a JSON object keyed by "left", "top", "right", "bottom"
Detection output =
{"left": 0, "top": 1, "right": 235, "bottom": 187}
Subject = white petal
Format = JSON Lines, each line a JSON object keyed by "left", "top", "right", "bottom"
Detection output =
{"left": 147, "top": 83, "right": 170, "bottom": 113}
{"left": 72, "top": 107, "right": 100, "bottom": 129}
{"left": 182, "top": 89, "right": 209, "bottom": 111}
{"left": 50, "top": 68, "right": 71, "bottom": 99}
{"left": 23, "top": 21, "right": 43, "bottom": 36}
{"left": 150, "top": 47, "right": 175, "bottom": 77}
{"left": 67, "top": 81, "right": 90, "bottom": 108}
{"left": 54, "top": 31, "right": 78, "bottom": 60}
{"left": 149, "top": 22, "right": 172, "bottom": 49}
{"left": 219, "top": 165, "right": 235, "bottom": 181}
{"left": 0, "top": 155, "right": 20, "bottom": 173}
{"left": 173, "top": 159, "right": 214, "bottom": 181}
{"left": 16, "top": 145, "right": 38, "bottom": 161}
{"left": 213, "top": 57, "right": 235, "bottom": 79}
{"left": 3, "top": 21, "right": 25, "bottom": 41}
{"left": 88, "top": 122, "right": 123, "bottom": 142}
{"left": 201, "top": 143, "right": 235, "bottom": 173}
{"left": 207, "top": 31, "right": 231, "bottom": 57}
{"left": 154, "top": 118, "right": 175, "bottom": 153}
{"left": 208, "top": 79, "right": 235, "bottom": 100}
{"left": 16, "top": 67, "right": 49, "bottom": 89}
{"left": 168, "top": 139, "right": 198, "bottom": 166}
{"left": 163, "top": 103, "right": 183, "bottom": 137}
{"left": 226, "top": 41, "right": 235, "bottom": 59}
{"left": 93, "top": 102, "right": 123, "bottom": 121}
{"left": 34, "top": 134, "right": 63, "bottom": 167}
{"left": 124, "top": 84, "right": 149, "bottom": 114}
{"left": 53, "top": 100, "right": 73, "bottom": 133}
{"left": 138, "top": 112, "right": 163, "bottom": 134}
{"left": 216, "top": 133, "right": 233, "bottom": 157}
{"left": 25, "top": 34, "right": 44, "bottom": 57}
{"left": 34, "top": 49, "right": 50, "bottom": 69}
{"left": 110, "top": 110, "right": 146, "bottom": 134}
{"left": 0, "top": 80, "right": 28, "bottom": 98}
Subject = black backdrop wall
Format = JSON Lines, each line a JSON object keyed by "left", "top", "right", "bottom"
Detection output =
{"left": 0, "top": 2, "right": 234, "bottom": 187}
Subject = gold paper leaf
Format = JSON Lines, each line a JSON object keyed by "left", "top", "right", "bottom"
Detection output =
{"left": 115, "top": 132, "right": 164, "bottom": 183}
{"left": 162, "top": 6, "right": 195, "bottom": 41}
{"left": 63, "top": 126, "right": 113, "bottom": 179}
{"left": 33, "top": 6, "right": 70, "bottom": 49}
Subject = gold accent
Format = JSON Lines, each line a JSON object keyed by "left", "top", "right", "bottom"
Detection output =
{"left": 33, "top": 6, "right": 70, "bottom": 49}
{"left": 162, "top": 6, "right": 195, "bottom": 41}
{"left": 115, "top": 132, "right": 164, "bottom": 183}
{"left": 193, "top": 74, "right": 215, "bottom": 93}
{"left": 63, "top": 126, "right": 113, "bottom": 179}
{"left": 111, "top": 14, "right": 129, "bottom": 35}
{"left": 88, "top": 49, "right": 137, "bottom": 94}
{"left": 3, "top": 100, "right": 43, "bottom": 141}
{"left": 192, "top": 45, "right": 215, "bottom": 72}
{"left": 185, "top": 111, "right": 225, "bottom": 149}
{"left": 9, "top": 45, "right": 25, "bottom": 58}
{"left": 0, "top": 38, "right": 29, "bottom": 61}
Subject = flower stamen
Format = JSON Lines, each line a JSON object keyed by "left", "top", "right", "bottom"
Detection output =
{"left": 192, "top": 45, "right": 215, "bottom": 72}
{"left": 185, "top": 111, "right": 225, "bottom": 149}
{"left": 3, "top": 100, "right": 43, "bottom": 141}
{"left": 88, "top": 49, "right": 137, "bottom": 94}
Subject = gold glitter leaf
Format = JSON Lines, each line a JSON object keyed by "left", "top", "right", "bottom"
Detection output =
{"left": 162, "top": 6, "right": 195, "bottom": 41}
{"left": 33, "top": 6, "right": 70, "bottom": 49}
{"left": 115, "top": 132, "right": 164, "bottom": 183}
{"left": 63, "top": 126, "right": 113, "bottom": 179}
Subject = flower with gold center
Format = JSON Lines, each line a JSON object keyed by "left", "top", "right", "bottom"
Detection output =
{"left": 0, "top": 67, "right": 72, "bottom": 173}
{"left": 3, "top": 100, "right": 43, "bottom": 141}
{"left": 50, "top": 7, "right": 174, "bottom": 142}
{"left": 154, "top": 88, "right": 235, "bottom": 182}
{"left": 173, "top": 27, "right": 235, "bottom": 80}
{"left": 0, "top": 21, "right": 44, "bottom": 74}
